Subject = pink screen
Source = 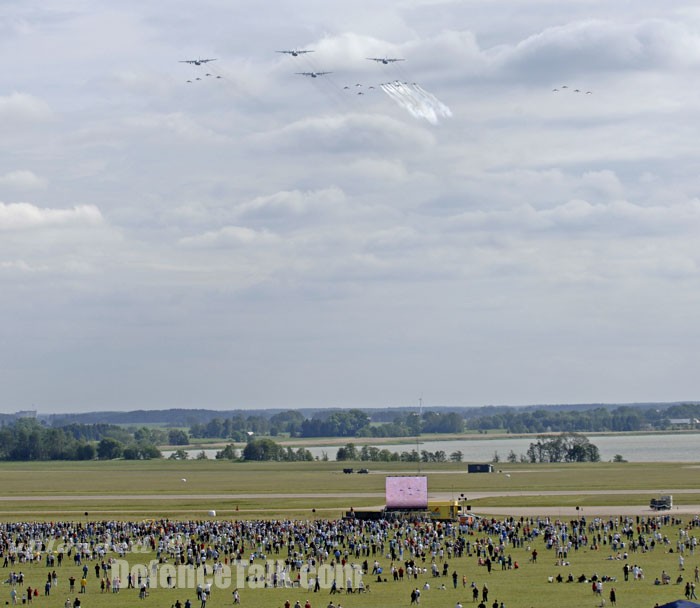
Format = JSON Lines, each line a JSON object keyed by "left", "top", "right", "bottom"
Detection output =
{"left": 385, "top": 476, "right": 428, "bottom": 509}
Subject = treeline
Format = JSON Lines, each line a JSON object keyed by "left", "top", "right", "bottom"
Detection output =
{"left": 0, "top": 419, "right": 162, "bottom": 461}
{"left": 191, "top": 409, "right": 465, "bottom": 440}
{"left": 189, "top": 411, "right": 306, "bottom": 440}
{"left": 334, "top": 434, "right": 600, "bottom": 464}
{"left": 525, "top": 433, "right": 600, "bottom": 463}
{"left": 186, "top": 405, "right": 692, "bottom": 440}
{"left": 336, "top": 443, "right": 464, "bottom": 463}
{"left": 466, "top": 404, "right": 700, "bottom": 433}
{"left": 176, "top": 439, "right": 314, "bottom": 462}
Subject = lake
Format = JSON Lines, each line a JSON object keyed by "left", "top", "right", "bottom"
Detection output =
{"left": 165, "top": 432, "right": 699, "bottom": 462}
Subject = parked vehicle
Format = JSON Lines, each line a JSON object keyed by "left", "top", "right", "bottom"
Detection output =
{"left": 650, "top": 495, "right": 673, "bottom": 510}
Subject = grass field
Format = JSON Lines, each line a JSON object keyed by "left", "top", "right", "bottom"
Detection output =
{"left": 0, "top": 459, "right": 699, "bottom": 607}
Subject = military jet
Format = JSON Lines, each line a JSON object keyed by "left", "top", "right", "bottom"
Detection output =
{"left": 180, "top": 58, "right": 217, "bottom": 65}
{"left": 367, "top": 57, "right": 405, "bottom": 64}
{"left": 277, "top": 49, "right": 314, "bottom": 56}
{"left": 296, "top": 71, "right": 331, "bottom": 78}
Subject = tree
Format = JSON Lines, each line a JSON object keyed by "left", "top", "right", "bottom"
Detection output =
{"left": 75, "top": 443, "right": 96, "bottom": 460}
{"left": 168, "top": 449, "right": 189, "bottom": 460}
{"left": 215, "top": 444, "right": 238, "bottom": 460}
{"left": 97, "top": 438, "right": 123, "bottom": 460}
{"left": 168, "top": 429, "right": 190, "bottom": 446}
{"left": 336, "top": 443, "right": 358, "bottom": 461}
{"left": 449, "top": 450, "right": 463, "bottom": 462}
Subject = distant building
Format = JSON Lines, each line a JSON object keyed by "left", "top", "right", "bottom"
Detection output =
{"left": 467, "top": 463, "right": 493, "bottom": 473}
{"left": 14, "top": 410, "right": 37, "bottom": 419}
{"left": 668, "top": 418, "right": 698, "bottom": 427}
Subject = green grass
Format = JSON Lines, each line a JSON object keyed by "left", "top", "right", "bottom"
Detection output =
{"left": 0, "top": 458, "right": 699, "bottom": 607}
{"left": 5, "top": 527, "right": 699, "bottom": 608}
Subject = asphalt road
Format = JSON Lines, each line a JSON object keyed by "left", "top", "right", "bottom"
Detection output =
{"left": 0, "top": 491, "right": 696, "bottom": 517}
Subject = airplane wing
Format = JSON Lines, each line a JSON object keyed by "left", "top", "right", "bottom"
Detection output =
{"left": 366, "top": 58, "right": 382, "bottom": 62}
{"left": 386, "top": 58, "right": 405, "bottom": 62}
{"left": 179, "top": 60, "right": 195, "bottom": 64}
{"left": 201, "top": 58, "right": 217, "bottom": 63}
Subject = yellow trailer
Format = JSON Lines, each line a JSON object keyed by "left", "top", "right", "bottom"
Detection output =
{"left": 427, "top": 500, "right": 461, "bottom": 521}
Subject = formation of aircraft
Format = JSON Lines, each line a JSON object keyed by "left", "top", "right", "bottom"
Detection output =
{"left": 296, "top": 71, "right": 331, "bottom": 78}
{"left": 276, "top": 49, "right": 314, "bottom": 56}
{"left": 553, "top": 86, "right": 593, "bottom": 94}
{"left": 367, "top": 57, "right": 405, "bottom": 64}
{"left": 179, "top": 58, "right": 217, "bottom": 65}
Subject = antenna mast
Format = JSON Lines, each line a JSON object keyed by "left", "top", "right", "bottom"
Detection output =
{"left": 417, "top": 396, "right": 423, "bottom": 473}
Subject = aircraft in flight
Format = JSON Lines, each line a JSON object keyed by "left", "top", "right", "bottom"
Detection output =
{"left": 367, "top": 57, "right": 405, "bottom": 64}
{"left": 277, "top": 49, "right": 314, "bottom": 56}
{"left": 180, "top": 58, "right": 217, "bottom": 65}
{"left": 296, "top": 71, "right": 331, "bottom": 78}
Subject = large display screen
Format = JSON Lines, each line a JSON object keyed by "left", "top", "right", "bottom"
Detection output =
{"left": 385, "top": 476, "right": 428, "bottom": 509}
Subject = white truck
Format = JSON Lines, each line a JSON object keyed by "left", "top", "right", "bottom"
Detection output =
{"left": 650, "top": 495, "right": 673, "bottom": 510}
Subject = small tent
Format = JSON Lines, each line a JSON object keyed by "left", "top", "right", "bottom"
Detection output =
{"left": 657, "top": 601, "right": 700, "bottom": 608}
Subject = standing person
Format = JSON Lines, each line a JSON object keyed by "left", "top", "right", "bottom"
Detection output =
{"left": 609, "top": 587, "right": 616, "bottom": 606}
{"left": 200, "top": 589, "right": 207, "bottom": 608}
{"left": 482, "top": 585, "right": 488, "bottom": 603}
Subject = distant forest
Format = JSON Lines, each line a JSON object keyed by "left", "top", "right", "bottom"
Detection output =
{"left": 0, "top": 401, "right": 698, "bottom": 461}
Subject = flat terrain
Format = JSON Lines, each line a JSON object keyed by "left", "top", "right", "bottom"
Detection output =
{"left": 0, "top": 459, "right": 699, "bottom": 519}
{"left": 0, "top": 458, "right": 699, "bottom": 608}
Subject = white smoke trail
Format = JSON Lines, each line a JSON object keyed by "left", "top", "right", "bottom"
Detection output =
{"left": 380, "top": 81, "right": 451, "bottom": 125}
{"left": 412, "top": 84, "right": 452, "bottom": 119}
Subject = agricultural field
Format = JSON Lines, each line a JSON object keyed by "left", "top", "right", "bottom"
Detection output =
{"left": 0, "top": 459, "right": 699, "bottom": 608}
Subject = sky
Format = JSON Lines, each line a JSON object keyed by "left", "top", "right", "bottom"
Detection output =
{"left": 2, "top": 1, "right": 700, "bottom": 413}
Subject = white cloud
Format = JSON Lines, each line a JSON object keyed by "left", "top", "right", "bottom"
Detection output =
{"left": 0, "top": 170, "right": 47, "bottom": 191}
{"left": 0, "top": 92, "right": 52, "bottom": 122}
{"left": 0, "top": 202, "right": 103, "bottom": 231}
{"left": 179, "top": 225, "right": 279, "bottom": 248}
{"left": 3, "top": 1, "right": 700, "bottom": 410}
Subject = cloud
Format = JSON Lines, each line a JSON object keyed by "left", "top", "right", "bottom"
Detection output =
{"left": 495, "top": 19, "right": 700, "bottom": 78}
{"left": 122, "top": 112, "right": 231, "bottom": 143}
{"left": 0, "top": 92, "right": 52, "bottom": 122}
{"left": 255, "top": 112, "right": 435, "bottom": 155}
{"left": 234, "top": 187, "right": 347, "bottom": 222}
{"left": 179, "top": 225, "right": 279, "bottom": 248}
{"left": 0, "top": 202, "right": 103, "bottom": 231}
{"left": 0, "top": 170, "right": 47, "bottom": 191}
